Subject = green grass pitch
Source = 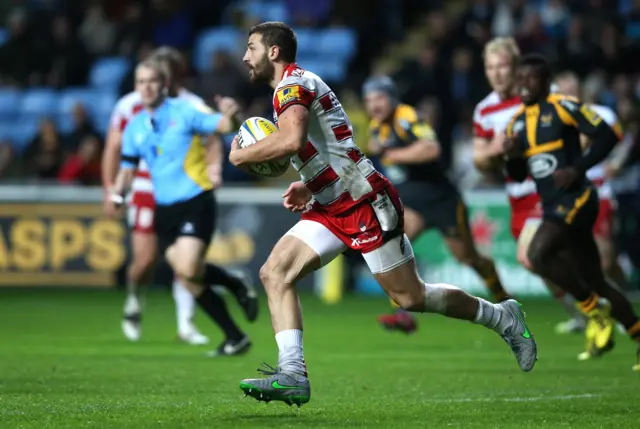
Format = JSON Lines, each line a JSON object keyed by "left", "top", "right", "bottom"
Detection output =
{"left": 0, "top": 290, "right": 638, "bottom": 428}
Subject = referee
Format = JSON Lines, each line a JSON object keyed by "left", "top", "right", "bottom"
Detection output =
{"left": 110, "top": 59, "right": 253, "bottom": 356}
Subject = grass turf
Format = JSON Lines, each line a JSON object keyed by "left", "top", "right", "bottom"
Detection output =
{"left": 0, "top": 290, "right": 638, "bottom": 429}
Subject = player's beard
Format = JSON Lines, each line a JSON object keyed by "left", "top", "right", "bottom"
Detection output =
{"left": 250, "top": 54, "right": 275, "bottom": 84}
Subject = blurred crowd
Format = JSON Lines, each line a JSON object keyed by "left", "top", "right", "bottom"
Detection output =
{"left": 0, "top": 0, "right": 639, "bottom": 193}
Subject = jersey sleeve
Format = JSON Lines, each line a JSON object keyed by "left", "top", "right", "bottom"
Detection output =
{"left": 273, "top": 76, "right": 316, "bottom": 116}
{"left": 591, "top": 105, "right": 623, "bottom": 139}
{"left": 395, "top": 105, "right": 437, "bottom": 143}
{"left": 472, "top": 104, "right": 492, "bottom": 139}
{"left": 120, "top": 121, "right": 140, "bottom": 169}
{"left": 110, "top": 99, "right": 128, "bottom": 131}
{"left": 186, "top": 102, "right": 222, "bottom": 136}
{"left": 555, "top": 98, "right": 619, "bottom": 141}
{"left": 505, "top": 112, "right": 526, "bottom": 152}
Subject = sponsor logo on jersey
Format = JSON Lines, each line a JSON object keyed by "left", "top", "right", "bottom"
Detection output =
{"left": 528, "top": 153, "right": 558, "bottom": 179}
{"left": 580, "top": 104, "right": 602, "bottom": 126}
{"left": 276, "top": 86, "right": 301, "bottom": 108}
{"left": 540, "top": 113, "right": 554, "bottom": 127}
{"left": 351, "top": 234, "right": 379, "bottom": 248}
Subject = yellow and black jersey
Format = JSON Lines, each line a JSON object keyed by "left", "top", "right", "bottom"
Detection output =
{"left": 369, "top": 104, "right": 450, "bottom": 186}
{"left": 506, "top": 94, "right": 621, "bottom": 206}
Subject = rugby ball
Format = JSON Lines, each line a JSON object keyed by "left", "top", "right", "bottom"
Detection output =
{"left": 237, "top": 117, "right": 290, "bottom": 177}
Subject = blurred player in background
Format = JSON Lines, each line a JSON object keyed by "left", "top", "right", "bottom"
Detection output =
{"left": 363, "top": 76, "right": 510, "bottom": 334}
{"left": 102, "top": 47, "right": 257, "bottom": 345}
{"left": 554, "top": 71, "right": 630, "bottom": 295}
{"left": 504, "top": 54, "right": 640, "bottom": 368}
{"left": 231, "top": 21, "right": 537, "bottom": 407}
{"left": 110, "top": 59, "right": 254, "bottom": 356}
{"left": 472, "top": 37, "right": 585, "bottom": 332}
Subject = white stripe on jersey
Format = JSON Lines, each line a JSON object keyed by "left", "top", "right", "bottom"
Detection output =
{"left": 273, "top": 64, "right": 385, "bottom": 212}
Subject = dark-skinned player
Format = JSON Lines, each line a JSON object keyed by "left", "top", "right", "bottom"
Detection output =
{"left": 504, "top": 54, "right": 640, "bottom": 370}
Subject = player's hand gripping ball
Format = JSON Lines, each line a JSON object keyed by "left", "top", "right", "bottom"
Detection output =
{"left": 237, "top": 117, "right": 290, "bottom": 177}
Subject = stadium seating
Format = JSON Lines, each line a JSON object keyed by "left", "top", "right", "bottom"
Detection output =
{"left": 297, "top": 57, "right": 347, "bottom": 82}
{"left": 193, "top": 27, "right": 242, "bottom": 72}
{"left": 0, "top": 23, "right": 359, "bottom": 152}
{"left": 0, "top": 119, "right": 38, "bottom": 152}
{"left": 89, "top": 57, "right": 130, "bottom": 92}
{"left": 20, "top": 88, "right": 57, "bottom": 119}
{"left": 318, "top": 28, "right": 357, "bottom": 61}
{"left": 58, "top": 88, "right": 102, "bottom": 118}
{"left": 0, "top": 88, "right": 21, "bottom": 120}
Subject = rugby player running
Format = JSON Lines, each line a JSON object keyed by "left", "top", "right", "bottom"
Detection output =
{"left": 230, "top": 21, "right": 537, "bottom": 407}
{"left": 504, "top": 54, "right": 640, "bottom": 369}
{"left": 472, "top": 37, "right": 587, "bottom": 333}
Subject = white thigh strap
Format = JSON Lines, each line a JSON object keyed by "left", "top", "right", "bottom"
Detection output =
{"left": 362, "top": 234, "right": 414, "bottom": 275}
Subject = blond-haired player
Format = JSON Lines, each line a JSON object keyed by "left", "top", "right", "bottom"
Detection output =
{"left": 102, "top": 47, "right": 258, "bottom": 345}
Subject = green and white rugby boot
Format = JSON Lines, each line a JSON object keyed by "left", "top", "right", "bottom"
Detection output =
{"left": 240, "top": 363, "right": 310, "bottom": 406}
{"left": 500, "top": 299, "right": 538, "bottom": 372}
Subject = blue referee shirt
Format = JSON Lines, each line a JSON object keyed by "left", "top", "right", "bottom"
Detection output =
{"left": 120, "top": 98, "right": 222, "bottom": 205}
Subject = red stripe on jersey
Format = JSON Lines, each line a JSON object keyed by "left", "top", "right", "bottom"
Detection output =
{"left": 298, "top": 141, "right": 318, "bottom": 163}
{"left": 119, "top": 103, "right": 144, "bottom": 131}
{"left": 346, "top": 148, "right": 363, "bottom": 163}
{"left": 473, "top": 122, "right": 494, "bottom": 139}
{"left": 332, "top": 123, "right": 352, "bottom": 142}
{"left": 306, "top": 166, "right": 339, "bottom": 194}
{"left": 135, "top": 170, "right": 150, "bottom": 179}
{"left": 479, "top": 96, "right": 521, "bottom": 116}
{"left": 591, "top": 178, "right": 605, "bottom": 187}
{"left": 318, "top": 93, "right": 333, "bottom": 111}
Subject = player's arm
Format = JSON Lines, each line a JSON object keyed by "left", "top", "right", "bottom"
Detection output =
{"left": 229, "top": 105, "right": 309, "bottom": 167}
{"left": 382, "top": 121, "right": 441, "bottom": 164}
{"left": 503, "top": 116, "right": 528, "bottom": 182}
{"left": 206, "top": 134, "right": 224, "bottom": 187}
{"left": 473, "top": 136, "right": 506, "bottom": 171}
{"left": 557, "top": 99, "right": 620, "bottom": 176}
{"left": 101, "top": 127, "right": 122, "bottom": 190}
{"left": 473, "top": 106, "right": 504, "bottom": 172}
{"left": 189, "top": 99, "right": 241, "bottom": 136}
{"left": 111, "top": 124, "right": 140, "bottom": 204}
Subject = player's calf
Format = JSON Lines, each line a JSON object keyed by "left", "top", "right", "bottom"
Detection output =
{"left": 372, "top": 237, "right": 536, "bottom": 371}
{"left": 122, "top": 231, "right": 157, "bottom": 342}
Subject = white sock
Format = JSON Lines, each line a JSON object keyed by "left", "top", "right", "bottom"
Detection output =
{"left": 275, "top": 329, "right": 306, "bottom": 376}
{"left": 474, "top": 298, "right": 512, "bottom": 335}
{"left": 173, "top": 279, "right": 196, "bottom": 334}
{"left": 124, "top": 294, "right": 140, "bottom": 316}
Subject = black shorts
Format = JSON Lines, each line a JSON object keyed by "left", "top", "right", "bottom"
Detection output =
{"left": 155, "top": 191, "right": 216, "bottom": 253}
{"left": 395, "top": 182, "right": 469, "bottom": 239}
{"left": 543, "top": 186, "right": 599, "bottom": 234}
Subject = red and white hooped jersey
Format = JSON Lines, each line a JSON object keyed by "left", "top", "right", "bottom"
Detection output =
{"left": 473, "top": 91, "right": 539, "bottom": 214}
{"left": 585, "top": 104, "right": 621, "bottom": 201}
{"left": 272, "top": 63, "right": 388, "bottom": 215}
{"left": 109, "top": 88, "right": 205, "bottom": 195}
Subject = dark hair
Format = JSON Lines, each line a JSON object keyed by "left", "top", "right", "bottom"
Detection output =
{"left": 149, "top": 46, "right": 184, "bottom": 78}
{"left": 519, "top": 53, "right": 551, "bottom": 81}
{"left": 249, "top": 21, "right": 297, "bottom": 63}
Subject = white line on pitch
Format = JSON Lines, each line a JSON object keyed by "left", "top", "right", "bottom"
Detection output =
{"left": 425, "top": 393, "right": 600, "bottom": 403}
